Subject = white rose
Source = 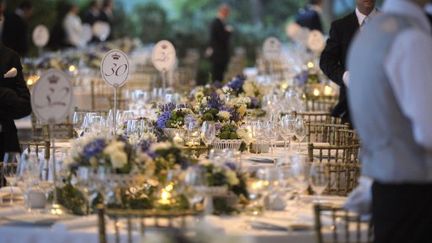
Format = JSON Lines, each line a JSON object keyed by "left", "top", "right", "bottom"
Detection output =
{"left": 110, "top": 151, "right": 128, "bottom": 169}
{"left": 217, "top": 111, "right": 231, "bottom": 121}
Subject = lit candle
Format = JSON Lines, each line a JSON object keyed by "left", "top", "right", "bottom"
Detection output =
{"left": 324, "top": 85, "right": 333, "bottom": 96}
{"left": 68, "top": 65, "right": 76, "bottom": 72}
{"left": 173, "top": 133, "right": 184, "bottom": 145}
{"left": 307, "top": 61, "right": 314, "bottom": 69}
{"left": 158, "top": 183, "right": 174, "bottom": 205}
{"left": 313, "top": 88, "right": 320, "bottom": 97}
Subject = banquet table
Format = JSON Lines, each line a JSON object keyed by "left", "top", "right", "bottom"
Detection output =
{"left": 0, "top": 144, "right": 367, "bottom": 243}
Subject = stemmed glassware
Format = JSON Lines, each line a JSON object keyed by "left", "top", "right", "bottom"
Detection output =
{"left": 1, "top": 153, "right": 20, "bottom": 204}
{"left": 184, "top": 166, "right": 206, "bottom": 209}
{"left": 201, "top": 121, "right": 216, "bottom": 147}
{"left": 74, "top": 167, "right": 97, "bottom": 214}
{"left": 263, "top": 121, "right": 279, "bottom": 155}
{"left": 309, "top": 160, "right": 329, "bottom": 203}
{"left": 72, "top": 111, "right": 86, "bottom": 137}
{"left": 289, "top": 153, "right": 309, "bottom": 205}
{"left": 280, "top": 114, "right": 296, "bottom": 151}
{"left": 294, "top": 117, "right": 307, "bottom": 152}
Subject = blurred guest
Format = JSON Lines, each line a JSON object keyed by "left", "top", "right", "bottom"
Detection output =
{"left": 209, "top": 4, "right": 232, "bottom": 83}
{"left": 0, "top": 30, "right": 31, "bottom": 163}
{"left": 83, "top": 0, "right": 101, "bottom": 26}
{"left": 295, "top": 0, "right": 323, "bottom": 32}
{"left": 63, "top": 4, "right": 85, "bottom": 48}
{"left": 2, "top": 1, "right": 33, "bottom": 57}
{"left": 348, "top": 0, "right": 432, "bottom": 242}
{"left": 320, "top": 0, "right": 378, "bottom": 124}
{"left": 99, "top": 0, "right": 113, "bottom": 40}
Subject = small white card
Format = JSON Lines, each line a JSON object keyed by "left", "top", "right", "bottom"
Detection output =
{"left": 151, "top": 40, "right": 176, "bottom": 72}
{"left": 263, "top": 37, "right": 281, "bottom": 61}
{"left": 32, "top": 25, "right": 49, "bottom": 48}
{"left": 31, "top": 69, "right": 73, "bottom": 124}
{"left": 100, "top": 49, "right": 130, "bottom": 88}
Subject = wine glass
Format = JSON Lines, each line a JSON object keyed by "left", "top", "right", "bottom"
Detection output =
{"left": 184, "top": 166, "right": 206, "bottom": 209}
{"left": 201, "top": 121, "right": 216, "bottom": 147}
{"left": 74, "top": 167, "right": 96, "bottom": 214}
{"left": 309, "top": 160, "right": 329, "bottom": 203}
{"left": 280, "top": 114, "right": 296, "bottom": 151}
{"left": 289, "top": 154, "right": 309, "bottom": 204}
{"left": 72, "top": 111, "right": 86, "bottom": 137}
{"left": 263, "top": 121, "right": 279, "bottom": 155}
{"left": 2, "top": 152, "right": 20, "bottom": 204}
{"left": 294, "top": 118, "right": 307, "bottom": 152}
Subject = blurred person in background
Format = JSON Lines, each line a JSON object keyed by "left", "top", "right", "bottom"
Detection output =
{"left": 320, "top": 0, "right": 378, "bottom": 124}
{"left": 99, "top": 0, "right": 114, "bottom": 40}
{"left": 208, "top": 4, "right": 232, "bottom": 83}
{"left": 0, "top": 2, "right": 31, "bottom": 167}
{"left": 2, "top": 1, "right": 33, "bottom": 57}
{"left": 63, "top": 3, "right": 85, "bottom": 48}
{"left": 295, "top": 0, "right": 323, "bottom": 32}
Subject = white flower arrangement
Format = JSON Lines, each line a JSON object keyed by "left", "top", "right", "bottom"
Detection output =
{"left": 217, "top": 111, "right": 231, "bottom": 121}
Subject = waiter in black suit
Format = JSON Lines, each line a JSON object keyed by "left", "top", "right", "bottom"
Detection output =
{"left": 320, "top": 0, "right": 377, "bottom": 124}
{"left": 209, "top": 4, "right": 232, "bottom": 82}
{"left": 295, "top": 0, "right": 323, "bottom": 32}
{"left": 0, "top": 42, "right": 32, "bottom": 160}
{"left": 2, "top": 1, "right": 32, "bottom": 57}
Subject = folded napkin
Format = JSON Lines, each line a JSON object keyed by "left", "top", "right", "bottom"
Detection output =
{"left": 248, "top": 157, "right": 274, "bottom": 164}
{"left": 0, "top": 206, "right": 26, "bottom": 217}
{"left": 344, "top": 176, "right": 372, "bottom": 216}
{"left": 3, "top": 68, "right": 17, "bottom": 78}
{"left": 52, "top": 215, "right": 97, "bottom": 231}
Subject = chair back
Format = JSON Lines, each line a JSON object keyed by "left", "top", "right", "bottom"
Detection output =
{"left": 314, "top": 204, "right": 373, "bottom": 243}
{"left": 98, "top": 206, "right": 200, "bottom": 243}
{"left": 308, "top": 143, "right": 361, "bottom": 196}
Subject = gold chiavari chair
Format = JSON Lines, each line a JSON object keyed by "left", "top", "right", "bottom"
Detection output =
{"left": 97, "top": 206, "right": 200, "bottom": 243}
{"left": 336, "top": 129, "right": 360, "bottom": 146}
{"left": 308, "top": 143, "right": 361, "bottom": 196}
{"left": 297, "top": 112, "right": 342, "bottom": 124}
{"left": 90, "top": 78, "right": 112, "bottom": 110}
{"left": 307, "top": 99, "right": 338, "bottom": 113}
{"left": 19, "top": 140, "right": 50, "bottom": 161}
{"left": 314, "top": 204, "right": 373, "bottom": 243}
{"left": 306, "top": 123, "right": 350, "bottom": 144}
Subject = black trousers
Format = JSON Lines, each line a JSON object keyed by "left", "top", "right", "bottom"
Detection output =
{"left": 211, "top": 61, "right": 228, "bottom": 82}
{"left": 372, "top": 182, "right": 432, "bottom": 243}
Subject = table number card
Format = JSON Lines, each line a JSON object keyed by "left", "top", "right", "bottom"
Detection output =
{"left": 31, "top": 69, "right": 73, "bottom": 124}
{"left": 152, "top": 40, "right": 176, "bottom": 72}
{"left": 263, "top": 37, "right": 281, "bottom": 61}
{"left": 32, "top": 25, "right": 49, "bottom": 48}
{"left": 100, "top": 49, "right": 130, "bottom": 88}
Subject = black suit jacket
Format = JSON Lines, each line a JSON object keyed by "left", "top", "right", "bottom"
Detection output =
{"left": 0, "top": 44, "right": 32, "bottom": 157}
{"left": 320, "top": 12, "right": 359, "bottom": 123}
{"left": 295, "top": 6, "right": 323, "bottom": 32}
{"left": 2, "top": 12, "right": 29, "bottom": 57}
{"left": 209, "top": 18, "right": 231, "bottom": 64}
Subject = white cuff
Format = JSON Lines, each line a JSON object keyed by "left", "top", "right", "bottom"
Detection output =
{"left": 343, "top": 71, "right": 350, "bottom": 87}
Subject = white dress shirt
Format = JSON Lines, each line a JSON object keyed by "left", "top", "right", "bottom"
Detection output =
{"left": 63, "top": 13, "right": 85, "bottom": 48}
{"left": 383, "top": 0, "right": 432, "bottom": 149}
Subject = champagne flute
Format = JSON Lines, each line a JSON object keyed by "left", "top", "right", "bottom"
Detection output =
{"left": 184, "top": 166, "right": 206, "bottom": 209}
{"left": 201, "top": 121, "right": 216, "bottom": 147}
{"left": 309, "top": 160, "right": 329, "bottom": 204}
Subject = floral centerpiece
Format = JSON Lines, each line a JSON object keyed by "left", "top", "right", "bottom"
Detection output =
{"left": 198, "top": 160, "right": 249, "bottom": 215}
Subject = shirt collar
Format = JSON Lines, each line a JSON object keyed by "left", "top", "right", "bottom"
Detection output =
{"left": 383, "top": 0, "right": 431, "bottom": 34}
{"left": 356, "top": 8, "right": 378, "bottom": 26}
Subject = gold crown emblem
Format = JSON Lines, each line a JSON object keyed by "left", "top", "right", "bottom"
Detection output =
{"left": 112, "top": 53, "right": 121, "bottom": 60}
{"left": 48, "top": 75, "right": 59, "bottom": 84}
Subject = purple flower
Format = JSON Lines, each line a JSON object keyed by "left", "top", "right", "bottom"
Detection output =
{"left": 156, "top": 111, "right": 171, "bottom": 129}
{"left": 138, "top": 140, "right": 152, "bottom": 152}
{"left": 160, "top": 103, "right": 176, "bottom": 112}
{"left": 249, "top": 97, "right": 260, "bottom": 109}
{"left": 208, "top": 93, "right": 224, "bottom": 110}
{"left": 294, "top": 71, "right": 309, "bottom": 85}
{"left": 224, "top": 162, "right": 237, "bottom": 171}
{"left": 83, "top": 139, "right": 106, "bottom": 159}
{"left": 224, "top": 106, "right": 240, "bottom": 122}
{"left": 227, "top": 75, "right": 246, "bottom": 93}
